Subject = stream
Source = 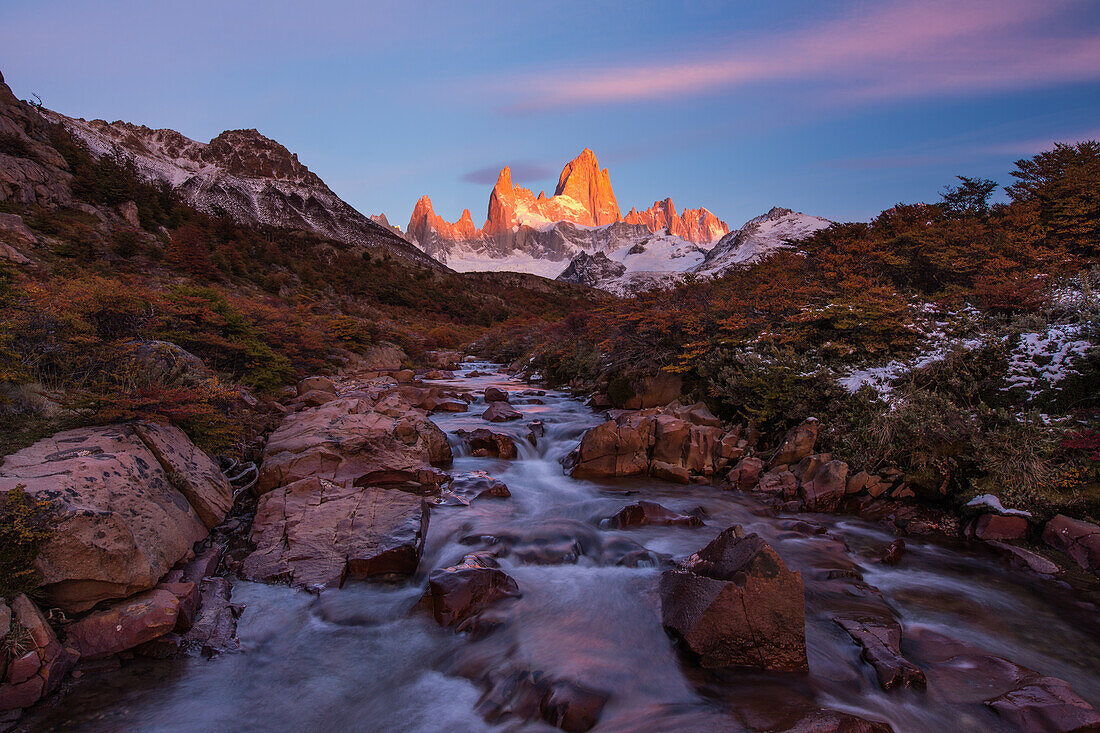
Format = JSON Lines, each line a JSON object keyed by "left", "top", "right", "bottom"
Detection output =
{"left": 22, "top": 363, "right": 1100, "bottom": 732}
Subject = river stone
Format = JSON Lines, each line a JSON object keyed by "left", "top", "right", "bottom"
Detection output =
{"left": 0, "top": 423, "right": 230, "bottom": 613}
{"left": 660, "top": 526, "right": 807, "bottom": 671}
{"left": 456, "top": 428, "right": 517, "bottom": 459}
{"left": 484, "top": 387, "right": 509, "bottom": 403}
{"left": 243, "top": 478, "right": 433, "bottom": 588}
{"left": 65, "top": 589, "right": 180, "bottom": 659}
{"left": 427, "top": 554, "right": 521, "bottom": 630}
{"left": 986, "top": 676, "right": 1100, "bottom": 732}
{"left": 482, "top": 402, "right": 521, "bottom": 422}
{"left": 601, "top": 501, "right": 703, "bottom": 529}
{"left": 835, "top": 618, "right": 926, "bottom": 690}
{"left": 182, "top": 577, "right": 239, "bottom": 656}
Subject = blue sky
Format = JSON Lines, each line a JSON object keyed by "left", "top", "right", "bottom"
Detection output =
{"left": 2, "top": 0, "right": 1099, "bottom": 229}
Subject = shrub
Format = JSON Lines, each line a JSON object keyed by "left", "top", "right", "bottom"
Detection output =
{"left": 0, "top": 485, "right": 54, "bottom": 599}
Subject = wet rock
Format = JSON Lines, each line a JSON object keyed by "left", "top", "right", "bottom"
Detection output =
{"left": 441, "top": 472, "right": 511, "bottom": 505}
{"left": 1042, "top": 515, "right": 1100, "bottom": 575}
{"left": 157, "top": 581, "right": 201, "bottom": 631}
{"left": 728, "top": 457, "right": 764, "bottom": 489}
{"left": 0, "top": 423, "right": 230, "bottom": 613}
{"left": 986, "top": 676, "right": 1100, "bottom": 732}
{"left": 135, "top": 632, "right": 182, "bottom": 659}
{"left": 671, "top": 401, "right": 722, "bottom": 428}
{"left": 484, "top": 387, "right": 509, "bottom": 402}
{"left": 759, "top": 470, "right": 798, "bottom": 497}
{"left": 427, "top": 554, "right": 521, "bottom": 630}
{"left": 973, "top": 513, "right": 1029, "bottom": 541}
{"left": 297, "top": 375, "right": 336, "bottom": 395}
{"left": 482, "top": 402, "right": 522, "bottom": 422}
{"left": 423, "top": 369, "right": 453, "bottom": 380}
{"left": 65, "top": 589, "right": 180, "bottom": 660}
{"left": 476, "top": 668, "right": 608, "bottom": 733}
{"left": 456, "top": 428, "right": 517, "bottom": 459}
{"left": 182, "top": 577, "right": 240, "bottom": 656}
{"left": 769, "top": 418, "right": 818, "bottom": 467}
{"left": 433, "top": 399, "right": 468, "bottom": 412}
{"left": 244, "top": 478, "right": 433, "bottom": 588}
{"left": 461, "top": 519, "right": 659, "bottom": 567}
{"left": 800, "top": 460, "right": 848, "bottom": 512}
{"left": 783, "top": 710, "right": 894, "bottom": 732}
{"left": 394, "top": 369, "right": 415, "bottom": 383}
{"left": 835, "top": 618, "right": 926, "bottom": 690}
{"left": 880, "top": 539, "right": 905, "bottom": 566}
{"left": 660, "top": 526, "right": 807, "bottom": 671}
{"left": 600, "top": 500, "right": 704, "bottom": 529}
{"left": 986, "top": 540, "right": 1059, "bottom": 575}
{"left": 527, "top": 420, "right": 544, "bottom": 445}
{"left": 569, "top": 417, "right": 652, "bottom": 479}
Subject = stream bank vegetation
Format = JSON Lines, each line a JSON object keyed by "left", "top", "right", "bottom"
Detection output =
{"left": 483, "top": 142, "right": 1100, "bottom": 520}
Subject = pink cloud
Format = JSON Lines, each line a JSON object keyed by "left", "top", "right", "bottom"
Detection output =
{"left": 500, "top": 0, "right": 1098, "bottom": 111}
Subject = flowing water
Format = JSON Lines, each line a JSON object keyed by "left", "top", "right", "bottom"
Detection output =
{"left": 23, "top": 364, "right": 1100, "bottom": 732}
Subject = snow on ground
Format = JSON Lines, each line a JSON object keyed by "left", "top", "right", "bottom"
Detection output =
{"left": 443, "top": 251, "right": 571, "bottom": 278}
{"left": 1005, "top": 324, "right": 1093, "bottom": 398}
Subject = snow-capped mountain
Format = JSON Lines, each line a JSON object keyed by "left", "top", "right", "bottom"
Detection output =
{"left": 557, "top": 207, "right": 832, "bottom": 294}
{"left": 696, "top": 207, "right": 831, "bottom": 273}
{"left": 46, "top": 113, "right": 441, "bottom": 269}
{"left": 406, "top": 149, "right": 729, "bottom": 275}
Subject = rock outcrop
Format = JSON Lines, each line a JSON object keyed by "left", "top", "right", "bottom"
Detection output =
{"left": 567, "top": 405, "right": 745, "bottom": 482}
{"left": 660, "top": 526, "right": 807, "bottom": 671}
{"left": 623, "top": 198, "right": 729, "bottom": 244}
{"left": 245, "top": 384, "right": 452, "bottom": 588}
{"left": 1042, "top": 515, "right": 1100, "bottom": 576}
{"left": 0, "top": 422, "right": 231, "bottom": 612}
{"left": 0, "top": 595, "right": 77, "bottom": 713}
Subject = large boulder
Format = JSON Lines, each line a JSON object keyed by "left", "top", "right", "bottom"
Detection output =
{"left": 484, "top": 387, "right": 509, "bottom": 403}
{"left": 257, "top": 393, "right": 451, "bottom": 493}
{"left": 243, "top": 478, "right": 433, "bottom": 588}
{"left": 1042, "top": 515, "right": 1100, "bottom": 575}
{"left": 986, "top": 675, "right": 1100, "bottom": 732}
{"left": 0, "top": 422, "right": 231, "bottom": 612}
{"left": 569, "top": 416, "right": 652, "bottom": 479}
{"left": 64, "top": 589, "right": 180, "bottom": 659}
{"left": 660, "top": 526, "right": 807, "bottom": 671}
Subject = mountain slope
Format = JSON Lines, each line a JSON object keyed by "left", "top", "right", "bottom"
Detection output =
{"left": 44, "top": 112, "right": 444, "bottom": 269}
{"left": 695, "top": 207, "right": 831, "bottom": 274}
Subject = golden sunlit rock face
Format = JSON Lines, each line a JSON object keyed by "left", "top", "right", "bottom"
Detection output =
{"left": 407, "top": 148, "right": 726, "bottom": 248}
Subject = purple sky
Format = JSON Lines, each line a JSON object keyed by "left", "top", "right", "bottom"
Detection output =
{"left": 2, "top": 0, "right": 1098, "bottom": 229}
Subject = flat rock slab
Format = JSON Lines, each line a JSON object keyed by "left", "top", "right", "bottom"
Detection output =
{"left": 243, "top": 478, "right": 432, "bottom": 589}
{"left": 0, "top": 422, "right": 230, "bottom": 612}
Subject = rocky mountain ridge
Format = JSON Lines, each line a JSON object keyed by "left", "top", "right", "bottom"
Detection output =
{"left": 41, "top": 108, "right": 442, "bottom": 269}
{"left": 406, "top": 149, "right": 730, "bottom": 274}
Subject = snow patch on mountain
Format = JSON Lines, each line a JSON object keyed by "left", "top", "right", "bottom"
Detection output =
{"left": 696, "top": 207, "right": 831, "bottom": 275}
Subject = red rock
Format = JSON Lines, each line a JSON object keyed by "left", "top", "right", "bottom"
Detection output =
{"left": 4, "top": 652, "right": 39, "bottom": 685}
{"left": 986, "top": 676, "right": 1100, "bottom": 732}
{"left": 880, "top": 539, "right": 905, "bottom": 566}
{"left": 770, "top": 419, "right": 819, "bottom": 467}
{"left": 182, "top": 577, "right": 239, "bottom": 656}
{"left": 65, "top": 589, "right": 180, "bottom": 659}
{"left": 297, "top": 376, "right": 336, "bottom": 395}
{"left": 602, "top": 501, "right": 703, "bottom": 529}
{"left": 660, "top": 526, "right": 807, "bottom": 671}
{"left": 482, "top": 402, "right": 521, "bottom": 422}
{"left": 650, "top": 460, "right": 691, "bottom": 484}
{"left": 847, "top": 470, "right": 873, "bottom": 494}
{"left": 728, "top": 457, "right": 764, "bottom": 489}
{"left": 1042, "top": 515, "right": 1100, "bottom": 575}
{"left": 623, "top": 198, "right": 729, "bottom": 244}
{"left": 974, "top": 513, "right": 1029, "bottom": 541}
{"left": 484, "top": 387, "right": 509, "bottom": 403}
{"left": 427, "top": 555, "right": 520, "bottom": 630}
{"left": 801, "top": 460, "right": 849, "bottom": 512}
{"left": 135, "top": 632, "right": 182, "bottom": 659}
{"left": 456, "top": 428, "right": 517, "bottom": 459}
{"left": 835, "top": 618, "right": 926, "bottom": 690}
{"left": 244, "top": 478, "right": 432, "bottom": 587}
{"left": 156, "top": 581, "right": 201, "bottom": 631}
{"left": 783, "top": 710, "right": 893, "bottom": 733}
{"left": 442, "top": 472, "right": 511, "bottom": 505}
{"left": 0, "top": 675, "right": 43, "bottom": 712}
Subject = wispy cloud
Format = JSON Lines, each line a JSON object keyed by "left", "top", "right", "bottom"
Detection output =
{"left": 460, "top": 161, "right": 554, "bottom": 185}
{"left": 499, "top": 0, "right": 1100, "bottom": 112}
{"left": 982, "top": 127, "right": 1100, "bottom": 156}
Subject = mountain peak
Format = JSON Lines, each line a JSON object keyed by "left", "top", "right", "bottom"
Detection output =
{"left": 553, "top": 148, "right": 620, "bottom": 226}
